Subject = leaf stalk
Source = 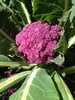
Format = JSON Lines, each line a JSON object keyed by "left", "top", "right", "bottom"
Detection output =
{"left": 20, "top": 1, "right": 31, "bottom": 24}
{"left": 58, "top": 65, "right": 75, "bottom": 75}
{"left": 0, "top": 29, "right": 15, "bottom": 43}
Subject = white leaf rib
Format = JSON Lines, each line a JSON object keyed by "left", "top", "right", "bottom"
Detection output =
{"left": 22, "top": 68, "right": 40, "bottom": 100}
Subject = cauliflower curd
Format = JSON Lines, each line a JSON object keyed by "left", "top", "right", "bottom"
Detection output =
{"left": 16, "top": 21, "right": 61, "bottom": 64}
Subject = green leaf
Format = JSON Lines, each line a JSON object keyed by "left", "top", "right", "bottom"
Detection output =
{"left": 70, "top": 6, "right": 75, "bottom": 25}
{"left": 51, "top": 54, "right": 65, "bottom": 65}
{"left": 51, "top": 72, "right": 74, "bottom": 100}
{"left": 0, "top": 61, "right": 37, "bottom": 69}
{"left": 54, "top": 34, "right": 68, "bottom": 54}
{"left": 0, "top": 5, "right": 3, "bottom": 11}
{"left": 21, "top": 63, "right": 37, "bottom": 69}
{"left": 68, "top": 34, "right": 75, "bottom": 48}
{"left": 0, "top": 54, "right": 11, "bottom": 62}
{"left": 0, "top": 1, "right": 13, "bottom": 12}
{"left": 0, "top": 71, "right": 30, "bottom": 93}
{"left": 32, "top": 0, "right": 64, "bottom": 23}
{"left": 0, "top": 39, "right": 11, "bottom": 56}
{"left": 0, "top": 1, "right": 21, "bottom": 32}
{"left": 72, "top": 0, "right": 75, "bottom": 5}
{"left": 65, "top": 27, "right": 75, "bottom": 41}
{"left": 0, "top": 1, "right": 20, "bottom": 26}
{"left": 58, "top": 10, "right": 71, "bottom": 26}
{"left": 0, "top": 62, "right": 20, "bottom": 68}
{"left": 15, "top": 1, "right": 31, "bottom": 25}
{"left": 9, "top": 67, "right": 59, "bottom": 100}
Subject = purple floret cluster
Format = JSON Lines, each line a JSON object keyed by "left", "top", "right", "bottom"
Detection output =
{"left": 16, "top": 21, "right": 61, "bottom": 64}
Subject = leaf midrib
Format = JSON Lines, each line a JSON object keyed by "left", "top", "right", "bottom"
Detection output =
{"left": 22, "top": 68, "right": 40, "bottom": 100}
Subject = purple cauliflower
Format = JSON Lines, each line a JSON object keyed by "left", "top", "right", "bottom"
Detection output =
{"left": 16, "top": 21, "right": 61, "bottom": 64}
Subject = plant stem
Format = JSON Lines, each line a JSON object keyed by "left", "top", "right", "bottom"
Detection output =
{"left": 58, "top": 65, "right": 75, "bottom": 75}
{"left": 20, "top": 1, "right": 31, "bottom": 24}
{"left": 61, "top": 0, "right": 69, "bottom": 28}
{"left": 0, "top": 29, "right": 15, "bottom": 43}
{"left": 63, "top": 0, "right": 69, "bottom": 15}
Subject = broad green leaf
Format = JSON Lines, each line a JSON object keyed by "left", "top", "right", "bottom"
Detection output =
{"left": 0, "top": 54, "right": 11, "bottom": 62}
{"left": 0, "top": 1, "right": 21, "bottom": 33}
{"left": 51, "top": 72, "right": 74, "bottom": 100}
{"left": 0, "top": 1, "right": 13, "bottom": 12}
{"left": 54, "top": 34, "right": 68, "bottom": 54}
{"left": 0, "top": 39, "right": 11, "bottom": 56}
{"left": 72, "top": 0, "right": 75, "bottom": 5}
{"left": 15, "top": 1, "right": 31, "bottom": 25}
{"left": 21, "top": 63, "right": 37, "bottom": 69}
{"left": 0, "top": 62, "right": 20, "bottom": 68}
{"left": 70, "top": 6, "right": 75, "bottom": 26}
{"left": 32, "top": 0, "right": 64, "bottom": 22}
{"left": 58, "top": 10, "right": 71, "bottom": 26}
{"left": 68, "top": 34, "right": 75, "bottom": 48}
{"left": 9, "top": 67, "right": 59, "bottom": 100}
{"left": 0, "top": 61, "right": 37, "bottom": 69}
{"left": 0, "top": 71, "right": 30, "bottom": 93}
{"left": 0, "top": 1, "right": 20, "bottom": 26}
{"left": 65, "top": 27, "right": 75, "bottom": 41}
{"left": 51, "top": 54, "right": 65, "bottom": 65}
{"left": 0, "top": 0, "right": 31, "bottom": 25}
